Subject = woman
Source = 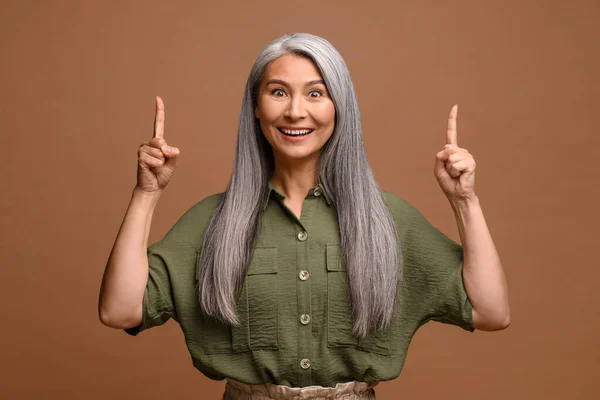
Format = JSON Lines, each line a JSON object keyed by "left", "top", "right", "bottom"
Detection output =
{"left": 99, "top": 33, "right": 509, "bottom": 399}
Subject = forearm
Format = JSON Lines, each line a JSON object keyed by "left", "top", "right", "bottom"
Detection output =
{"left": 450, "top": 195, "right": 510, "bottom": 330}
{"left": 98, "top": 187, "right": 162, "bottom": 327}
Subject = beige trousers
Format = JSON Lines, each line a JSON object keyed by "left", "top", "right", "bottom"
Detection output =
{"left": 222, "top": 378, "right": 378, "bottom": 400}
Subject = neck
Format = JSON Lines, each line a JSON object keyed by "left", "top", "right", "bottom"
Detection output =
{"left": 270, "top": 152, "right": 319, "bottom": 200}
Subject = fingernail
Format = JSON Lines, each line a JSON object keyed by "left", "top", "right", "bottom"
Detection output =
{"left": 162, "top": 145, "right": 171, "bottom": 152}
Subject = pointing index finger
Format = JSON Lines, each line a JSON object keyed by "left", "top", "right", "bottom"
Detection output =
{"left": 446, "top": 104, "right": 458, "bottom": 146}
{"left": 154, "top": 96, "right": 165, "bottom": 139}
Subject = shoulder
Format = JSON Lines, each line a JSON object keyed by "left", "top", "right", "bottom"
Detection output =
{"left": 176, "top": 191, "right": 225, "bottom": 220}
{"left": 179, "top": 191, "right": 225, "bottom": 229}
{"left": 157, "top": 192, "right": 224, "bottom": 248}
{"left": 380, "top": 190, "right": 445, "bottom": 246}
{"left": 190, "top": 192, "right": 225, "bottom": 215}
{"left": 381, "top": 190, "right": 409, "bottom": 211}
{"left": 381, "top": 190, "right": 460, "bottom": 260}
{"left": 380, "top": 190, "right": 421, "bottom": 226}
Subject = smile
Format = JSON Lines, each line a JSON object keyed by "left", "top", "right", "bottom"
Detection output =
{"left": 278, "top": 127, "right": 314, "bottom": 136}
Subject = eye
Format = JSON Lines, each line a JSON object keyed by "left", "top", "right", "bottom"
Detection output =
{"left": 270, "top": 89, "right": 286, "bottom": 97}
{"left": 309, "top": 90, "right": 323, "bottom": 98}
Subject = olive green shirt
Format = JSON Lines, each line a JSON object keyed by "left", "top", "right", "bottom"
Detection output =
{"left": 124, "top": 181, "right": 474, "bottom": 388}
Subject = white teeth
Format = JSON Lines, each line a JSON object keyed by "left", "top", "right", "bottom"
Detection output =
{"left": 281, "top": 128, "right": 313, "bottom": 135}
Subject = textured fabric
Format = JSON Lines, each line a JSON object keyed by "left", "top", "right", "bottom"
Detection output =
{"left": 124, "top": 181, "right": 474, "bottom": 388}
{"left": 222, "top": 378, "right": 377, "bottom": 399}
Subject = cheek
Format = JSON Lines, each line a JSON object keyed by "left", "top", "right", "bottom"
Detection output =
{"left": 257, "top": 98, "right": 284, "bottom": 123}
{"left": 314, "top": 101, "right": 336, "bottom": 127}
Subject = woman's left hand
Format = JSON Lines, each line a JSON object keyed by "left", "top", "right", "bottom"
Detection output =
{"left": 434, "top": 105, "right": 477, "bottom": 202}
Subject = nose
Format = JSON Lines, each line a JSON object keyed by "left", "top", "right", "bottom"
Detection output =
{"left": 283, "top": 95, "right": 308, "bottom": 121}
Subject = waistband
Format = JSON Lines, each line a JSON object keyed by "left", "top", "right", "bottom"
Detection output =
{"left": 223, "top": 378, "right": 378, "bottom": 400}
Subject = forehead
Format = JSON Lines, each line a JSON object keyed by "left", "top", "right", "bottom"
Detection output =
{"left": 262, "top": 53, "right": 323, "bottom": 83}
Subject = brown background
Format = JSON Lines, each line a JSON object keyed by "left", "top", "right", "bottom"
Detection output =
{"left": 1, "top": 0, "right": 598, "bottom": 398}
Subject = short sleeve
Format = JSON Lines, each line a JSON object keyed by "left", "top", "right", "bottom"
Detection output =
{"left": 123, "top": 243, "right": 177, "bottom": 336}
{"left": 122, "top": 193, "right": 223, "bottom": 337}
{"left": 402, "top": 199, "right": 475, "bottom": 332}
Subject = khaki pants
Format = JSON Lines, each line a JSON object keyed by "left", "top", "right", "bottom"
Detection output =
{"left": 222, "top": 378, "right": 378, "bottom": 399}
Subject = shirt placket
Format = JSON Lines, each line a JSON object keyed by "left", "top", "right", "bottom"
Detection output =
{"left": 278, "top": 193, "right": 318, "bottom": 387}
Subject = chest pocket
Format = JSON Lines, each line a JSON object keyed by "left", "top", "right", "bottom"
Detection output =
{"left": 326, "top": 243, "right": 392, "bottom": 356}
{"left": 231, "top": 245, "right": 279, "bottom": 353}
{"left": 327, "top": 243, "right": 358, "bottom": 348}
{"left": 197, "top": 246, "right": 279, "bottom": 354}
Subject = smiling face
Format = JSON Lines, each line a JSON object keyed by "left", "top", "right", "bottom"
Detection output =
{"left": 255, "top": 53, "right": 336, "bottom": 165}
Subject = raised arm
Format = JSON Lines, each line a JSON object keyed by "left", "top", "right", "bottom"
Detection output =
{"left": 98, "top": 96, "right": 180, "bottom": 329}
{"left": 434, "top": 105, "right": 510, "bottom": 331}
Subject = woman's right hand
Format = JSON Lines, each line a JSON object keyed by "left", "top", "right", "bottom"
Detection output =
{"left": 136, "top": 96, "right": 180, "bottom": 194}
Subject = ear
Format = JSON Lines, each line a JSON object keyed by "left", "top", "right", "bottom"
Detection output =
{"left": 255, "top": 106, "right": 259, "bottom": 119}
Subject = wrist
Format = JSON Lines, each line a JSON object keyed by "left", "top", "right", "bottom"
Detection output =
{"left": 132, "top": 186, "right": 162, "bottom": 206}
{"left": 449, "top": 194, "right": 480, "bottom": 214}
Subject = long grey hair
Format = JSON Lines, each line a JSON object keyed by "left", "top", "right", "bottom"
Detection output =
{"left": 197, "top": 33, "right": 402, "bottom": 338}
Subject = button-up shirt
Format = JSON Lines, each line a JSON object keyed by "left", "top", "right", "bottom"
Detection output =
{"left": 124, "top": 181, "right": 474, "bottom": 387}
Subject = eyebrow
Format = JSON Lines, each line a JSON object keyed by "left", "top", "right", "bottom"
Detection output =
{"left": 265, "top": 79, "right": 325, "bottom": 87}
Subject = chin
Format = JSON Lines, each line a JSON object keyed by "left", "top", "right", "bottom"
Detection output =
{"left": 274, "top": 147, "right": 320, "bottom": 161}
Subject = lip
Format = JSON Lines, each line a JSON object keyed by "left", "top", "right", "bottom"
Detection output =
{"left": 277, "top": 127, "right": 314, "bottom": 142}
{"left": 278, "top": 126, "right": 315, "bottom": 130}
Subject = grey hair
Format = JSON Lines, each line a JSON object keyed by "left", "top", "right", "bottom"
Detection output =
{"left": 197, "top": 33, "right": 402, "bottom": 338}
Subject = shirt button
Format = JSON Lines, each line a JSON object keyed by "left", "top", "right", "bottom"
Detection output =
{"left": 300, "top": 314, "right": 311, "bottom": 325}
{"left": 299, "top": 270, "right": 310, "bottom": 281}
{"left": 297, "top": 231, "right": 308, "bottom": 241}
{"left": 300, "top": 358, "right": 311, "bottom": 369}
{"left": 314, "top": 187, "right": 322, "bottom": 197}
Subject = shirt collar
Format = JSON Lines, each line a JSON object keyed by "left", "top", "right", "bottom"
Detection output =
{"left": 262, "top": 179, "right": 332, "bottom": 210}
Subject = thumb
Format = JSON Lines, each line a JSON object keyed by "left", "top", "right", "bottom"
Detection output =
{"left": 433, "top": 150, "right": 448, "bottom": 178}
{"left": 162, "top": 146, "right": 180, "bottom": 170}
